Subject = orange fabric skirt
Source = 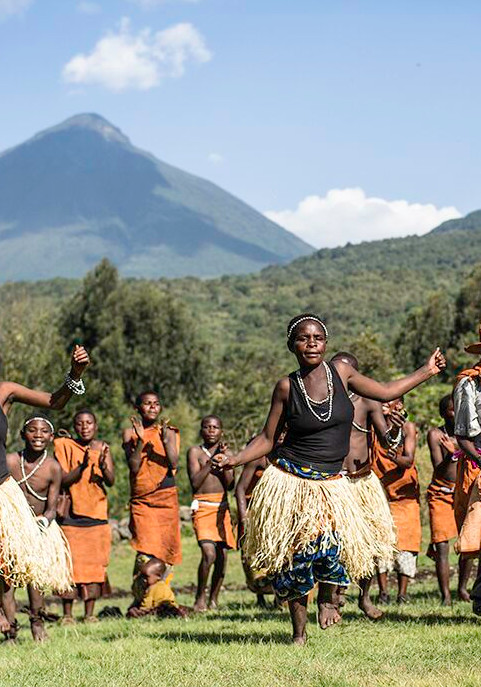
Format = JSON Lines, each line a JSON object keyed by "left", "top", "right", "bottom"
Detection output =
{"left": 456, "top": 473, "right": 481, "bottom": 556}
{"left": 129, "top": 486, "right": 182, "bottom": 565}
{"left": 454, "top": 457, "right": 480, "bottom": 531}
{"left": 426, "top": 477, "right": 457, "bottom": 544}
{"left": 192, "top": 493, "right": 236, "bottom": 550}
{"left": 61, "top": 524, "right": 111, "bottom": 585}
{"left": 389, "top": 499, "right": 421, "bottom": 552}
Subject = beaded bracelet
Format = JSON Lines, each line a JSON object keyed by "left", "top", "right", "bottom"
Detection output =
{"left": 65, "top": 373, "right": 86, "bottom": 395}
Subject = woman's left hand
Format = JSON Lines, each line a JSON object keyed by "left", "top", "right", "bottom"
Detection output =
{"left": 71, "top": 345, "right": 90, "bottom": 378}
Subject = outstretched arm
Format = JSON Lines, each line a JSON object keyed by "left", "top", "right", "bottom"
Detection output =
{"left": 213, "top": 378, "right": 288, "bottom": 469}
{"left": 334, "top": 348, "right": 446, "bottom": 402}
{"left": 0, "top": 346, "right": 90, "bottom": 414}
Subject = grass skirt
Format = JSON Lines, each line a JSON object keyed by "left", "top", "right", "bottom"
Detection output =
{"left": 349, "top": 470, "right": 397, "bottom": 571}
{"left": 37, "top": 521, "right": 73, "bottom": 593}
{"left": 244, "top": 464, "right": 386, "bottom": 583}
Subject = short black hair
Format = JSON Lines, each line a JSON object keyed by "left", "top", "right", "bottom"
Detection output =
{"left": 201, "top": 414, "right": 223, "bottom": 428}
{"left": 134, "top": 390, "right": 160, "bottom": 408}
{"left": 331, "top": 351, "right": 359, "bottom": 370}
{"left": 439, "top": 394, "right": 453, "bottom": 418}
{"left": 73, "top": 408, "right": 97, "bottom": 423}
{"left": 22, "top": 413, "right": 54, "bottom": 434}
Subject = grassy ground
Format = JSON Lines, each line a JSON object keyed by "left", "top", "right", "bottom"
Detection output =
{"left": 2, "top": 531, "right": 481, "bottom": 687}
{"left": 3, "top": 445, "right": 481, "bottom": 687}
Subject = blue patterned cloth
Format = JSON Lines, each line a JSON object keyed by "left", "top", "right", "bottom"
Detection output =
{"left": 269, "top": 456, "right": 349, "bottom": 599}
{"left": 272, "top": 535, "right": 349, "bottom": 600}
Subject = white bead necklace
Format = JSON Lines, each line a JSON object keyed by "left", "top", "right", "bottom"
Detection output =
{"left": 17, "top": 450, "right": 48, "bottom": 501}
{"left": 348, "top": 392, "right": 369, "bottom": 433}
{"left": 296, "top": 361, "right": 334, "bottom": 423}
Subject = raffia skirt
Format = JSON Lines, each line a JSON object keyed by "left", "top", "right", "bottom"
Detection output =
{"left": 0, "top": 477, "right": 72, "bottom": 591}
{"left": 243, "top": 463, "right": 388, "bottom": 598}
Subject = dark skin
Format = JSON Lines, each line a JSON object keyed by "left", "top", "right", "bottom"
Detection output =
{"left": 122, "top": 393, "right": 179, "bottom": 484}
{"left": 376, "top": 399, "right": 418, "bottom": 603}
{"left": 213, "top": 321, "right": 445, "bottom": 643}
{"left": 3, "top": 420, "right": 62, "bottom": 642}
{"left": 426, "top": 398, "right": 463, "bottom": 605}
{"left": 60, "top": 412, "right": 114, "bottom": 621}
{"left": 187, "top": 418, "right": 234, "bottom": 612}
{"left": 0, "top": 344, "right": 89, "bottom": 636}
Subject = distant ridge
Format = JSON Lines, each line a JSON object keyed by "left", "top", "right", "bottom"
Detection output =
{"left": 0, "top": 114, "right": 313, "bottom": 281}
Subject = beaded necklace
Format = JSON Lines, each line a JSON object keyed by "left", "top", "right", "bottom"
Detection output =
{"left": 348, "top": 392, "right": 369, "bottom": 434}
{"left": 296, "top": 361, "right": 334, "bottom": 423}
{"left": 17, "top": 450, "right": 48, "bottom": 501}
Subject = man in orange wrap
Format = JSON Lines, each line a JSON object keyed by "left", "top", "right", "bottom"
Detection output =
{"left": 187, "top": 415, "right": 235, "bottom": 612}
{"left": 453, "top": 324, "right": 481, "bottom": 613}
{"left": 123, "top": 391, "right": 181, "bottom": 581}
{"left": 55, "top": 409, "right": 115, "bottom": 623}
{"left": 372, "top": 398, "right": 421, "bottom": 604}
{"left": 426, "top": 395, "right": 470, "bottom": 604}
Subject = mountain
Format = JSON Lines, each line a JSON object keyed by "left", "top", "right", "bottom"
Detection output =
{"left": 429, "top": 209, "right": 481, "bottom": 235}
{"left": 0, "top": 114, "right": 312, "bottom": 281}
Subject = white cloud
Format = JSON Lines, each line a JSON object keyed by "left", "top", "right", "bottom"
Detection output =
{"left": 62, "top": 17, "right": 212, "bottom": 92}
{"left": 265, "top": 188, "right": 461, "bottom": 249}
{"left": 208, "top": 152, "right": 223, "bottom": 164}
{"left": 0, "top": 0, "right": 33, "bottom": 19}
{"left": 77, "top": 1, "right": 102, "bottom": 14}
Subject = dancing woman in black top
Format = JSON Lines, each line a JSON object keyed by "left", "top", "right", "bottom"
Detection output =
{"left": 0, "top": 345, "right": 89, "bottom": 634}
{"left": 213, "top": 314, "right": 445, "bottom": 643}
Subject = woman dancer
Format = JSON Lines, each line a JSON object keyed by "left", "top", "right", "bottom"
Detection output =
{"left": 213, "top": 314, "right": 445, "bottom": 643}
{"left": 0, "top": 345, "right": 89, "bottom": 631}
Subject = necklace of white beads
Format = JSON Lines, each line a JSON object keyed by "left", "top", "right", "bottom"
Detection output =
{"left": 296, "top": 361, "right": 334, "bottom": 423}
{"left": 17, "top": 450, "right": 48, "bottom": 501}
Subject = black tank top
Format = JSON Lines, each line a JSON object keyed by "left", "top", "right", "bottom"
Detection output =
{"left": 0, "top": 406, "right": 11, "bottom": 483}
{"left": 275, "top": 362, "right": 354, "bottom": 474}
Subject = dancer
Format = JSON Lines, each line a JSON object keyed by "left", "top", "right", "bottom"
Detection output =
{"left": 0, "top": 345, "right": 89, "bottom": 633}
{"left": 213, "top": 314, "right": 445, "bottom": 643}
{"left": 236, "top": 452, "right": 273, "bottom": 607}
{"left": 330, "top": 352, "right": 398, "bottom": 620}
{"left": 3, "top": 415, "right": 72, "bottom": 641}
{"left": 123, "top": 391, "right": 181, "bottom": 582}
{"left": 188, "top": 415, "right": 236, "bottom": 612}
{"left": 372, "top": 399, "right": 421, "bottom": 604}
{"left": 426, "top": 395, "right": 460, "bottom": 604}
{"left": 453, "top": 324, "right": 481, "bottom": 612}
{"left": 55, "top": 409, "right": 114, "bottom": 623}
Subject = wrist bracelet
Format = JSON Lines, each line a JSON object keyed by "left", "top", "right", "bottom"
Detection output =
{"left": 37, "top": 516, "right": 49, "bottom": 531}
{"left": 65, "top": 373, "right": 86, "bottom": 395}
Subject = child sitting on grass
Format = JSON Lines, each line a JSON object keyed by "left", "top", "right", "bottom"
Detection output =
{"left": 127, "top": 557, "right": 188, "bottom": 619}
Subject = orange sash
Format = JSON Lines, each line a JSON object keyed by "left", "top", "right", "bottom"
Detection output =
{"left": 130, "top": 425, "right": 180, "bottom": 500}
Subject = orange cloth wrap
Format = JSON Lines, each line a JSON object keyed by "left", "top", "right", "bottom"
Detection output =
{"left": 371, "top": 431, "right": 421, "bottom": 552}
{"left": 454, "top": 456, "right": 480, "bottom": 531}
{"left": 192, "top": 493, "right": 236, "bottom": 549}
{"left": 61, "top": 524, "right": 111, "bottom": 584}
{"left": 130, "top": 486, "right": 182, "bottom": 564}
{"left": 129, "top": 424, "right": 182, "bottom": 565}
{"left": 54, "top": 437, "right": 108, "bottom": 521}
{"left": 427, "top": 477, "right": 457, "bottom": 544}
{"left": 456, "top": 473, "right": 481, "bottom": 555}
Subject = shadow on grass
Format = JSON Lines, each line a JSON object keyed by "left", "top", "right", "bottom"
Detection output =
{"left": 99, "top": 627, "right": 293, "bottom": 644}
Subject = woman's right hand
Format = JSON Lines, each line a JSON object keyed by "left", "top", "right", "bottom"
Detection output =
{"left": 131, "top": 416, "right": 144, "bottom": 442}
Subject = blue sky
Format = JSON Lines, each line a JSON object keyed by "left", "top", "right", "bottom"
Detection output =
{"left": 1, "top": 0, "right": 479, "bottom": 248}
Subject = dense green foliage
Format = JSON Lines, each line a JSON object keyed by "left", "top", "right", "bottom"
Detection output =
{"left": 2, "top": 225, "right": 481, "bottom": 513}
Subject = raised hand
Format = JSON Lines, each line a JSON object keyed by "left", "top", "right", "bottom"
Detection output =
{"left": 439, "top": 433, "right": 457, "bottom": 455}
{"left": 131, "top": 416, "right": 144, "bottom": 442}
{"left": 427, "top": 347, "right": 447, "bottom": 376}
{"left": 81, "top": 447, "right": 90, "bottom": 471}
{"left": 159, "top": 418, "right": 174, "bottom": 445}
{"left": 389, "top": 409, "right": 407, "bottom": 429}
{"left": 99, "top": 443, "right": 109, "bottom": 471}
{"left": 71, "top": 345, "right": 90, "bottom": 379}
{"left": 211, "top": 453, "right": 237, "bottom": 470}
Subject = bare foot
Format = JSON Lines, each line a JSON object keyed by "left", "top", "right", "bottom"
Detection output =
{"left": 193, "top": 599, "right": 208, "bottom": 613}
{"left": 318, "top": 602, "right": 341, "bottom": 630}
{"left": 208, "top": 599, "right": 218, "bottom": 610}
{"left": 0, "top": 610, "right": 11, "bottom": 634}
{"left": 31, "top": 620, "right": 48, "bottom": 642}
{"left": 378, "top": 592, "right": 390, "bottom": 605}
{"left": 292, "top": 634, "right": 307, "bottom": 645}
{"left": 83, "top": 615, "right": 99, "bottom": 623}
{"left": 358, "top": 596, "right": 384, "bottom": 620}
{"left": 60, "top": 616, "right": 76, "bottom": 626}
{"left": 440, "top": 596, "right": 452, "bottom": 607}
{"left": 458, "top": 589, "right": 471, "bottom": 602}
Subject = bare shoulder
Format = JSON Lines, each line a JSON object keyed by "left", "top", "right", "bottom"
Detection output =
{"left": 405, "top": 421, "right": 417, "bottom": 436}
{"left": 122, "top": 427, "right": 134, "bottom": 443}
{"left": 275, "top": 376, "right": 291, "bottom": 398}
{"left": 427, "top": 427, "right": 441, "bottom": 442}
{"left": 46, "top": 456, "right": 62, "bottom": 475}
{"left": 331, "top": 359, "right": 351, "bottom": 382}
{"left": 90, "top": 439, "right": 105, "bottom": 451}
{"left": 5, "top": 451, "right": 19, "bottom": 468}
{"left": 187, "top": 445, "right": 201, "bottom": 459}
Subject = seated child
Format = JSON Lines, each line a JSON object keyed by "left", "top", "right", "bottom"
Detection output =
{"left": 127, "top": 557, "right": 187, "bottom": 618}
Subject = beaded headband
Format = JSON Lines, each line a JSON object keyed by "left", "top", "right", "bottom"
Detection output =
{"left": 23, "top": 417, "right": 55, "bottom": 433}
{"left": 287, "top": 316, "right": 329, "bottom": 341}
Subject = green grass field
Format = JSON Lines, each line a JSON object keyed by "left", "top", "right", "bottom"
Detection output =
{"left": 2, "top": 528, "right": 481, "bottom": 687}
